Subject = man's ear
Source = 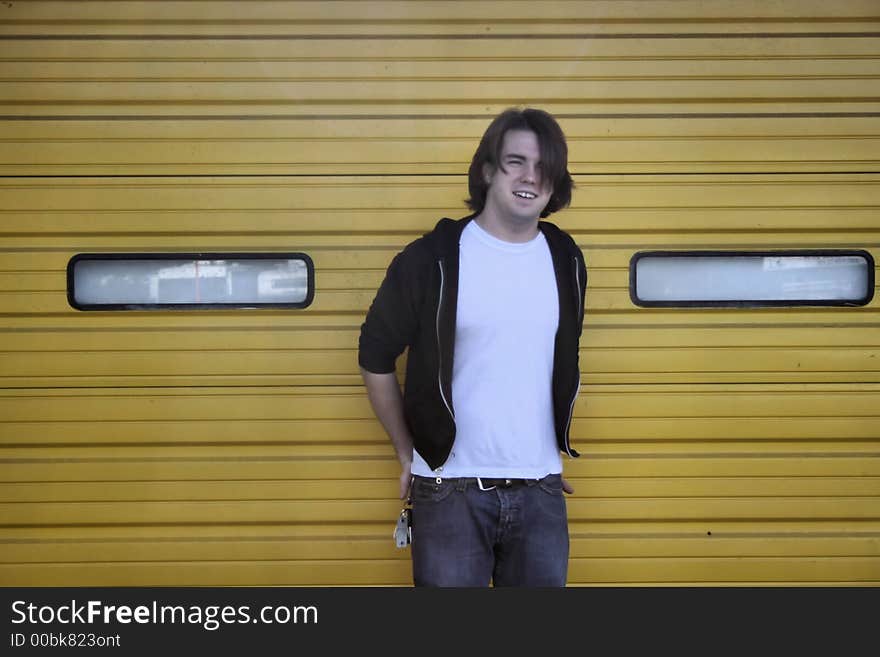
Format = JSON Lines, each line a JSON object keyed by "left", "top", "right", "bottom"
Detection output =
{"left": 482, "top": 162, "right": 494, "bottom": 185}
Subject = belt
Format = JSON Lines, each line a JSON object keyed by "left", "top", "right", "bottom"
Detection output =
{"left": 474, "top": 477, "right": 533, "bottom": 489}
{"left": 417, "top": 475, "right": 539, "bottom": 491}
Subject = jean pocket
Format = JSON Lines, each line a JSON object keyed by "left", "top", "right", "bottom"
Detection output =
{"left": 537, "top": 474, "right": 564, "bottom": 497}
{"left": 411, "top": 477, "right": 456, "bottom": 503}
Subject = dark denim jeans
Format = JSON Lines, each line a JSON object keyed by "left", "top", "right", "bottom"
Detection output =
{"left": 410, "top": 473, "right": 569, "bottom": 587}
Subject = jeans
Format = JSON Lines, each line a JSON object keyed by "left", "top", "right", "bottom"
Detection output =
{"left": 410, "top": 473, "right": 569, "bottom": 587}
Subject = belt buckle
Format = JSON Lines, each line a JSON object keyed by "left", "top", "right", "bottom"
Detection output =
{"left": 476, "top": 477, "right": 497, "bottom": 491}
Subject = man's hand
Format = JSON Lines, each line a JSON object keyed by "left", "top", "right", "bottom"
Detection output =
{"left": 562, "top": 477, "right": 575, "bottom": 495}
{"left": 400, "top": 461, "right": 413, "bottom": 500}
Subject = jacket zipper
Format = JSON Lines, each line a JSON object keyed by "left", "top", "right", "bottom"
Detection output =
{"left": 563, "top": 256, "right": 582, "bottom": 456}
{"left": 436, "top": 259, "right": 455, "bottom": 422}
{"left": 563, "top": 380, "right": 580, "bottom": 457}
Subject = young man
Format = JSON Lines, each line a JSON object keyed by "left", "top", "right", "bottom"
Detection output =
{"left": 358, "top": 108, "right": 586, "bottom": 587}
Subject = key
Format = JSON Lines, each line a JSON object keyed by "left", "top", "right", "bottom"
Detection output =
{"left": 393, "top": 507, "right": 412, "bottom": 548}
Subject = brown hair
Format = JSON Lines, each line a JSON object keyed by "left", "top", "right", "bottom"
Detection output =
{"left": 466, "top": 107, "right": 573, "bottom": 218}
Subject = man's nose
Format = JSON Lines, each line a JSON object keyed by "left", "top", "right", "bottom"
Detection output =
{"left": 520, "top": 163, "right": 537, "bottom": 183}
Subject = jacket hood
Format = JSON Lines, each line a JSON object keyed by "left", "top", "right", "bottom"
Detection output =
{"left": 425, "top": 214, "right": 573, "bottom": 258}
{"left": 423, "top": 215, "right": 474, "bottom": 258}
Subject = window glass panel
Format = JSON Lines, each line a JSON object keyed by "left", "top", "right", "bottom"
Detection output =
{"left": 631, "top": 251, "right": 874, "bottom": 307}
{"left": 68, "top": 254, "right": 314, "bottom": 310}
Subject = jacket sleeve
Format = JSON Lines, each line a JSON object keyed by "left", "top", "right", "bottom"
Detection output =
{"left": 576, "top": 248, "right": 587, "bottom": 337}
{"left": 358, "top": 241, "right": 428, "bottom": 374}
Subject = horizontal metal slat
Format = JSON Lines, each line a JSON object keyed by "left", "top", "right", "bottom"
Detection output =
{"left": 3, "top": 556, "right": 876, "bottom": 586}
{"left": 5, "top": 1, "right": 878, "bottom": 23}
{"left": 1, "top": 497, "right": 877, "bottom": 526}
{"left": 2, "top": 450, "right": 877, "bottom": 482}
{"left": 2, "top": 534, "right": 877, "bottom": 564}
{"left": 3, "top": 36, "right": 880, "bottom": 60}
{"left": 3, "top": 476, "right": 878, "bottom": 503}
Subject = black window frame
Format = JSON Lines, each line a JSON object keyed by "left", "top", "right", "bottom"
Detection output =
{"left": 629, "top": 249, "right": 875, "bottom": 308}
{"left": 67, "top": 252, "right": 315, "bottom": 311}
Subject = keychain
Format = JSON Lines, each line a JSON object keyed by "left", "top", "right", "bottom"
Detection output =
{"left": 393, "top": 495, "right": 412, "bottom": 548}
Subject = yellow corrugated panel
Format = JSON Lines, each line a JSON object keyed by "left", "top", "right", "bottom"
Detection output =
{"left": 2, "top": 385, "right": 879, "bottom": 440}
{"left": 2, "top": 1, "right": 878, "bottom": 35}
{"left": 2, "top": 118, "right": 880, "bottom": 175}
{"left": 0, "top": 0, "right": 878, "bottom": 586}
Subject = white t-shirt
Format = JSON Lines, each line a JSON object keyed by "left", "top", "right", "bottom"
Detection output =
{"left": 411, "top": 220, "right": 562, "bottom": 478}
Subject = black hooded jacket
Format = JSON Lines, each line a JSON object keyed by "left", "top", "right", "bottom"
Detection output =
{"left": 358, "top": 215, "right": 586, "bottom": 471}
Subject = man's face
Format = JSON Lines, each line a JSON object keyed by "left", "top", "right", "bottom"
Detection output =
{"left": 482, "top": 129, "right": 553, "bottom": 226}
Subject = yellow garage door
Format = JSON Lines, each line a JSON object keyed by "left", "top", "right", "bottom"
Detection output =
{"left": 0, "top": 1, "right": 878, "bottom": 585}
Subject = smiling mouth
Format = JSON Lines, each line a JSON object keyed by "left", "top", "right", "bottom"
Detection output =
{"left": 513, "top": 191, "right": 537, "bottom": 199}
